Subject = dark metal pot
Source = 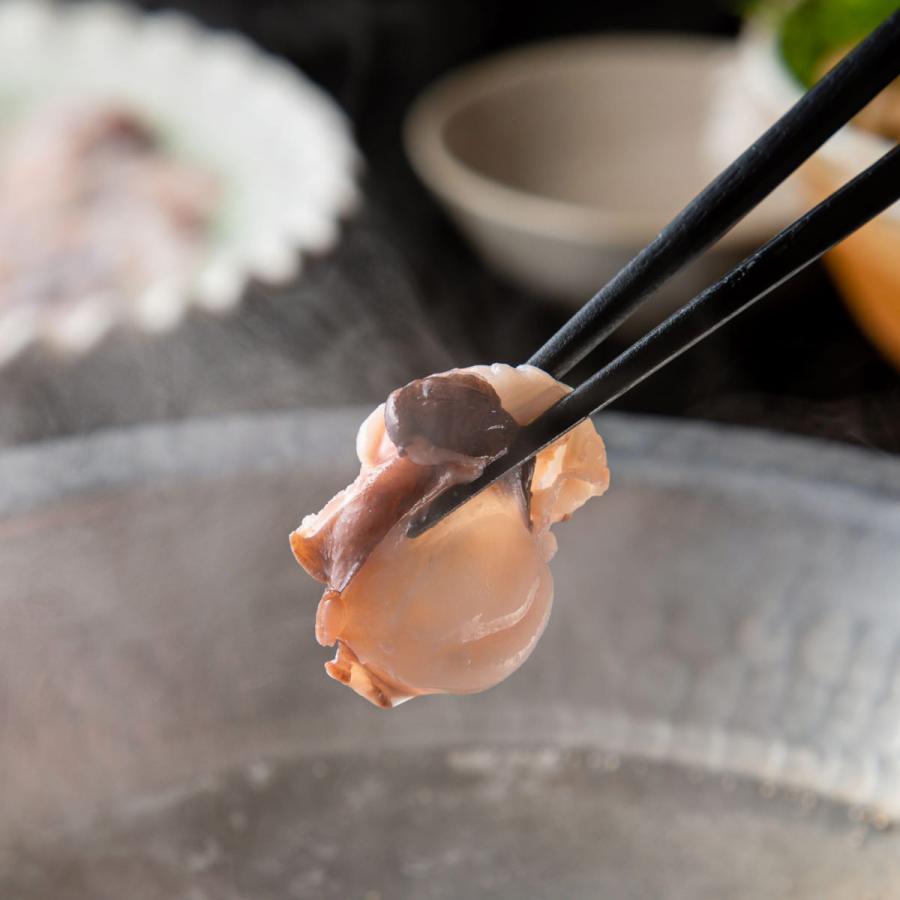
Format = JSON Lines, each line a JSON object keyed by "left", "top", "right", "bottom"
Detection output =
{"left": 2, "top": 411, "right": 899, "bottom": 898}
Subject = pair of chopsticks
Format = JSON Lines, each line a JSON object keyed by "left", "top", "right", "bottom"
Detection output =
{"left": 409, "top": 10, "right": 900, "bottom": 538}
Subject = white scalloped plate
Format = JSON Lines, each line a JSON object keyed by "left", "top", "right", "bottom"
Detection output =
{"left": 0, "top": 0, "right": 361, "bottom": 363}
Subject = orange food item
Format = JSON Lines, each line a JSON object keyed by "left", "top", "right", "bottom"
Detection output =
{"left": 802, "top": 157, "right": 900, "bottom": 371}
{"left": 291, "top": 364, "right": 609, "bottom": 707}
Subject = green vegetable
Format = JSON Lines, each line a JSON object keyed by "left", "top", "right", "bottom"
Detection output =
{"left": 778, "top": 0, "right": 900, "bottom": 86}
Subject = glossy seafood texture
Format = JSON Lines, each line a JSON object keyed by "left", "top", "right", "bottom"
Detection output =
{"left": 291, "top": 364, "right": 609, "bottom": 708}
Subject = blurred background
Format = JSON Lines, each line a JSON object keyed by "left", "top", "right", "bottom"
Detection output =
{"left": 0, "top": 0, "right": 898, "bottom": 452}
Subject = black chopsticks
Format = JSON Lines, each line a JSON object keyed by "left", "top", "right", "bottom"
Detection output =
{"left": 408, "top": 10, "right": 900, "bottom": 539}
{"left": 410, "top": 142, "right": 900, "bottom": 536}
{"left": 530, "top": 8, "right": 900, "bottom": 381}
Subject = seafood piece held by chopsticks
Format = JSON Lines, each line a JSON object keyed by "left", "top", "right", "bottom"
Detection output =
{"left": 290, "top": 363, "right": 609, "bottom": 708}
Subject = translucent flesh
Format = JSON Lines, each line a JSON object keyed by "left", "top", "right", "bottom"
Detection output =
{"left": 291, "top": 364, "right": 610, "bottom": 707}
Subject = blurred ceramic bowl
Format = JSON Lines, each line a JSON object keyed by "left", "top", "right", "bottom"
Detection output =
{"left": 405, "top": 35, "right": 798, "bottom": 335}
{"left": 727, "top": 25, "right": 900, "bottom": 370}
{"left": 0, "top": 0, "right": 361, "bottom": 365}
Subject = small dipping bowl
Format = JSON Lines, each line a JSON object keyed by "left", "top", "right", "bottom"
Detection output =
{"left": 405, "top": 35, "right": 797, "bottom": 334}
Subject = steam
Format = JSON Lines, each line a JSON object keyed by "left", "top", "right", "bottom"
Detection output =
{"left": 0, "top": 214, "right": 457, "bottom": 445}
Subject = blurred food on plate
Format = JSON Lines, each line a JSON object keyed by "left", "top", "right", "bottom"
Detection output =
{"left": 0, "top": 103, "right": 217, "bottom": 350}
{"left": 0, "top": 0, "right": 360, "bottom": 365}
